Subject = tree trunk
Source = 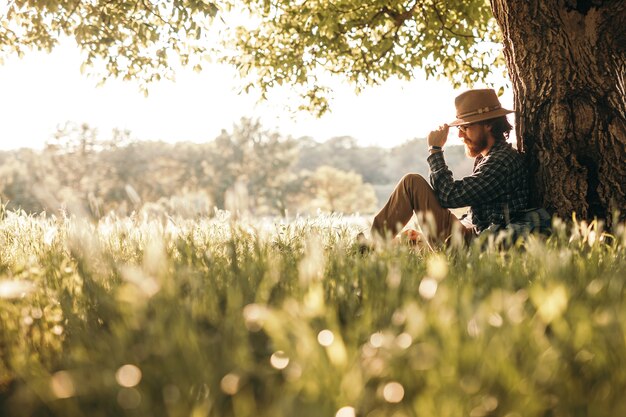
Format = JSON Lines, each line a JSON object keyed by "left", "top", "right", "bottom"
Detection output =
{"left": 490, "top": 0, "right": 626, "bottom": 224}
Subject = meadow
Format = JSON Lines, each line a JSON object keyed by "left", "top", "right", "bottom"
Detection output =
{"left": 0, "top": 209, "right": 625, "bottom": 417}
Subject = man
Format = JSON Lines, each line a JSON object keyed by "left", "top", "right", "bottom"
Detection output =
{"left": 371, "top": 88, "right": 529, "bottom": 244}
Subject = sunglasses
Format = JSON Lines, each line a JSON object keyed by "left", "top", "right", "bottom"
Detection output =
{"left": 457, "top": 123, "right": 475, "bottom": 133}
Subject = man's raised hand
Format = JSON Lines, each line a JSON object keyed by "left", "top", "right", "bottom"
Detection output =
{"left": 427, "top": 124, "right": 449, "bottom": 148}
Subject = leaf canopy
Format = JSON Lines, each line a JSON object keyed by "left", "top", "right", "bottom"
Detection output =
{"left": 220, "top": 0, "right": 503, "bottom": 113}
{"left": 0, "top": 0, "right": 503, "bottom": 112}
{"left": 1, "top": 0, "right": 219, "bottom": 90}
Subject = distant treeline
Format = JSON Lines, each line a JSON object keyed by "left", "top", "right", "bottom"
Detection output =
{"left": 0, "top": 118, "right": 473, "bottom": 218}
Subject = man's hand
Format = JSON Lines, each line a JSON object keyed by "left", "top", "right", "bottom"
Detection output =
{"left": 427, "top": 124, "right": 449, "bottom": 148}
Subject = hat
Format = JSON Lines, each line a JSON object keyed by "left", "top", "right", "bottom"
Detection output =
{"left": 449, "top": 89, "right": 514, "bottom": 126}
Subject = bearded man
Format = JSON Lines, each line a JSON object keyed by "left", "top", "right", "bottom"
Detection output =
{"left": 371, "top": 88, "right": 530, "bottom": 244}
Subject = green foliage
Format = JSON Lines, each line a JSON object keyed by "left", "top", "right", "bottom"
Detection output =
{"left": 207, "top": 118, "right": 301, "bottom": 215}
{"left": 0, "top": 0, "right": 219, "bottom": 93}
{"left": 222, "top": 0, "right": 504, "bottom": 114}
{"left": 305, "top": 166, "right": 378, "bottom": 213}
{"left": 1, "top": 212, "right": 625, "bottom": 416}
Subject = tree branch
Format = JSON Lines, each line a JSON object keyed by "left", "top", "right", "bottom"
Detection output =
{"left": 431, "top": 1, "right": 475, "bottom": 39}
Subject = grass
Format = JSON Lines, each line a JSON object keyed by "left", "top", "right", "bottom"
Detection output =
{"left": 0, "top": 210, "right": 625, "bottom": 417}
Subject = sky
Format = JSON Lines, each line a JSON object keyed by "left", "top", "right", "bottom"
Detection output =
{"left": 0, "top": 40, "right": 514, "bottom": 151}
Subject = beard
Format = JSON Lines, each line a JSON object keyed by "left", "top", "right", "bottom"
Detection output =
{"left": 464, "top": 132, "right": 489, "bottom": 157}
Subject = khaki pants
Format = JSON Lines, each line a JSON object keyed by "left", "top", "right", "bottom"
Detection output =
{"left": 371, "top": 174, "right": 473, "bottom": 244}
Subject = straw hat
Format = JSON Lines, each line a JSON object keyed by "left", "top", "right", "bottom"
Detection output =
{"left": 449, "top": 89, "right": 514, "bottom": 126}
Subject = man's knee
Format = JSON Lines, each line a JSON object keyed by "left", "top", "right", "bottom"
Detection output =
{"left": 400, "top": 173, "right": 428, "bottom": 188}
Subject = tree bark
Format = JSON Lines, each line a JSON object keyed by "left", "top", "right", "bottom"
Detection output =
{"left": 490, "top": 0, "right": 626, "bottom": 223}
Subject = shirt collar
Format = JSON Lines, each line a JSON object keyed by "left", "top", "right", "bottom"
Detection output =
{"left": 482, "top": 140, "right": 510, "bottom": 158}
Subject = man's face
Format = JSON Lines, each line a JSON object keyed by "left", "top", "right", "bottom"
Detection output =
{"left": 458, "top": 123, "right": 489, "bottom": 157}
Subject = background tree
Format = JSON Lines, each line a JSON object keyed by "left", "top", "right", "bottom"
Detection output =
{"left": 0, "top": 149, "right": 57, "bottom": 213}
{"left": 306, "top": 166, "right": 378, "bottom": 214}
{"left": 207, "top": 118, "right": 301, "bottom": 215}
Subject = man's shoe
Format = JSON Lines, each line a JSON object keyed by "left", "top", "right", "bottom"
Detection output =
{"left": 393, "top": 229, "right": 421, "bottom": 246}
{"left": 356, "top": 232, "right": 374, "bottom": 254}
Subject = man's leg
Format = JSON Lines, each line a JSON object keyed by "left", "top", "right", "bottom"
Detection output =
{"left": 371, "top": 173, "right": 469, "bottom": 243}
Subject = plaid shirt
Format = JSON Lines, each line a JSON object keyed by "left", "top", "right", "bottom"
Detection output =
{"left": 427, "top": 141, "right": 529, "bottom": 233}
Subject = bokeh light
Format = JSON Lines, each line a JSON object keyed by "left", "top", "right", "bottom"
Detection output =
{"left": 395, "top": 333, "right": 412, "bottom": 349}
{"left": 50, "top": 371, "right": 75, "bottom": 399}
{"left": 115, "top": 364, "right": 142, "bottom": 388}
{"left": 317, "top": 329, "right": 334, "bottom": 346}
{"left": 270, "top": 351, "right": 290, "bottom": 369}
{"left": 31, "top": 307, "right": 43, "bottom": 319}
{"left": 220, "top": 373, "right": 240, "bottom": 395}
{"left": 336, "top": 406, "right": 356, "bottom": 417}
{"left": 383, "top": 381, "right": 405, "bottom": 403}
{"left": 419, "top": 278, "right": 438, "bottom": 299}
{"left": 369, "top": 332, "right": 384, "bottom": 348}
{"left": 243, "top": 303, "right": 267, "bottom": 332}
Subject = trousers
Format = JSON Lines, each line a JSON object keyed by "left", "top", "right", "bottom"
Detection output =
{"left": 371, "top": 174, "right": 473, "bottom": 244}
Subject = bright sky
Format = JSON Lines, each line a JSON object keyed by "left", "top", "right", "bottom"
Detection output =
{"left": 0, "top": 40, "right": 513, "bottom": 151}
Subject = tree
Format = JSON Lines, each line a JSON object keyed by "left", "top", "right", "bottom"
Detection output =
{"left": 0, "top": 149, "right": 56, "bottom": 213}
{"left": 3, "top": 0, "right": 624, "bottom": 220}
{"left": 307, "top": 166, "right": 378, "bottom": 214}
{"left": 489, "top": 1, "right": 626, "bottom": 221}
{"left": 208, "top": 118, "right": 301, "bottom": 215}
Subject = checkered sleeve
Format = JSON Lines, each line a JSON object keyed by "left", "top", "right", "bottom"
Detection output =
{"left": 427, "top": 151, "right": 509, "bottom": 208}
